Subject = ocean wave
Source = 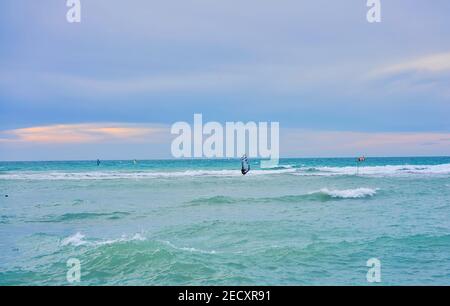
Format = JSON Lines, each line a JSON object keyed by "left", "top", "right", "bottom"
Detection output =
{"left": 8, "top": 232, "right": 450, "bottom": 285}
{"left": 61, "top": 232, "right": 87, "bottom": 246}
{"left": 29, "top": 212, "right": 130, "bottom": 223}
{"left": 315, "top": 188, "right": 378, "bottom": 198}
{"left": 1, "top": 163, "right": 449, "bottom": 180}
{"left": 0, "top": 168, "right": 296, "bottom": 180}
{"left": 61, "top": 232, "right": 146, "bottom": 247}
{"left": 252, "top": 233, "right": 450, "bottom": 265}
{"left": 260, "top": 164, "right": 295, "bottom": 170}
{"left": 55, "top": 234, "right": 223, "bottom": 285}
{"left": 0, "top": 215, "right": 12, "bottom": 224}
{"left": 188, "top": 196, "right": 240, "bottom": 205}
{"left": 60, "top": 232, "right": 216, "bottom": 254}
{"left": 293, "top": 164, "right": 450, "bottom": 176}
{"left": 265, "top": 188, "right": 378, "bottom": 201}
{"left": 187, "top": 188, "right": 378, "bottom": 205}
{"left": 161, "top": 240, "right": 217, "bottom": 255}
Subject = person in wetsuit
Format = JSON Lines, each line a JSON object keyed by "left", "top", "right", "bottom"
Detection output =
{"left": 241, "top": 155, "right": 250, "bottom": 175}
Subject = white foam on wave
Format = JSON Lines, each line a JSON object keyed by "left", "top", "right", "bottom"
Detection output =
{"left": 61, "top": 232, "right": 87, "bottom": 246}
{"left": 161, "top": 240, "right": 217, "bottom": 254}
{"left": 61, "top": 232, "right": 146, "bottom": 247}
{"left": 96, "top": 233, "right": 146, "bottom": 246}
{"left": 294, "top": 164, "right": 450, "bottom": 177}
{"left": 0, "top": 168, "right": 296, "bottom": 180}
{"left": 261, "top": 164, "right": 295, "bottom": 169}
{"left": 314, "top": 188, "right": 378, "bottom": 199}
{"left": 2, "top": 163, "right": 449, "bottom": 180}
{"left": 60, "top": 233, "right": 217, "bottom": 254}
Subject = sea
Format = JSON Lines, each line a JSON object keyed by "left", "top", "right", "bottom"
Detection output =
{"left": 0, "top": 157, "right": 449, "bottom": 285}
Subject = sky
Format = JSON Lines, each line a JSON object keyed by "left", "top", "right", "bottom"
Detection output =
{"left": 0, "top": 0, "right": 449, "bottom": 160}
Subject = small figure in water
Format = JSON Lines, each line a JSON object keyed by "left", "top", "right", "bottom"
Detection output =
{"left": 4, "top": 195, "right": 8, "bottom": 198}
{"left": 97, "top": 159, "right": 101, "bottom": 166}
{"left": 241, "top": 155, "right": 250, "bottom": 175}
{"left": 356, "top": 156, "right": 366, "bottom": 175}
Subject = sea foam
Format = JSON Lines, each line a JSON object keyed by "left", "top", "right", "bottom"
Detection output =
{"left": 161, "top": 240, "right": 217, "bottom": 254}
{"left": 314, "top": 188, "right": 378, "bottom": 199}
{"left": 187, "top": 187, "right": 379, "bottom": 205}
{"left": 293, "top": 163, "right": 450, "bottom": 177}
{"left": 1, "top": 163, "right": 449, "bottom": 180}
{"left": 61, "top": 232, "right": 146, "bottom": 247}
{"left": 0, "top": 168, "right": 296, "bottom": 180}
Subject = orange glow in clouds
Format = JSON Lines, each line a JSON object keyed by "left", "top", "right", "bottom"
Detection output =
{"left": 0, "top": 123, "right": 165, "bottom": 144}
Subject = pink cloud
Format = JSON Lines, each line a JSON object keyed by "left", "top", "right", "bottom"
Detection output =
{"left": 0, "top": 123, "right": 167, "bottom": 144}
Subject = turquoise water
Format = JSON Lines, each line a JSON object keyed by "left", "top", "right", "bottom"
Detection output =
{"left": 0, "top": 157, "right": 449, "bottom": 285}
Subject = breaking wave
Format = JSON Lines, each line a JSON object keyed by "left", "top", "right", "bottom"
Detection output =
{"left": 1, "top": 163, "right": 449, "bottom": 180}
{"left": 61, "top": 232, "right": 146, "bottom": 247}
{"left": 293, "top": 164, "right": 450, "bottom": 177}
{"left": 315, "top": 188, "right": 378, "bottom": 198}
{"left": 187, "top": 188, "right": 378, "bottom": 205}
{"left": 161, "top": 240, "right": 217, "bottom": 254}
{"left": 60, "top": 232, "right": 216, "bottom": 254}
{"left": 0, "top": 168, "right": 296, "bottom": 180}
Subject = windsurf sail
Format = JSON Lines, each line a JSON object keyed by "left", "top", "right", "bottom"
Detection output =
{"left": 241, "top": 155, "right": 250, "bottom": 175}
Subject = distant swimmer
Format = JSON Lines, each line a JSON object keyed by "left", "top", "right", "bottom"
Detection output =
{"left": 241, "top": 155, "right": 250, "bottom": 175}
{"left": 97, "top": 159, "right": 101, "bottom": 166}
{"left": 357, "top": 156, "right": 366, "bottom": 162}
{"left": 4, "top": 195, "right": 8, "bottom": 198}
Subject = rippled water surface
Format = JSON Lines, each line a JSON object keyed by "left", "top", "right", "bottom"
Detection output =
{"left": 0, "top": 157, "right": 449, "bottom": 285}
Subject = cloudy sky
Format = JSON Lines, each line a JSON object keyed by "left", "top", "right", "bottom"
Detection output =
{"left": 0, "top": 0, "right": 449, "bottom": 160}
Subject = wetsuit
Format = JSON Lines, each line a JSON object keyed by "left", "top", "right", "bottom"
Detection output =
{"left": 241, "top": 161, "right": 250, "bottom": 175}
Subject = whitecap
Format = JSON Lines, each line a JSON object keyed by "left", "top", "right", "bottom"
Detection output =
{"left": 61, "top": 232, "right": 87, "bottom": 246}
{"left": 314, "top": 188, "right": 378, "bottom": 199}
{"left": 293, "top": 164, "right": 450, "bottom": 177}
{"left": 0, "top": 168, "right": 296, "bottom": 180}
{"left": 61, "top": 232, "right": 146, "bottom": 247}
{"left": 161, "top": 240, "right": 217, "bottom": 254}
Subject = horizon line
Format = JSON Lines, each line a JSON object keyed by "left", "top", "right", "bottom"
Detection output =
{"left": 1, "top": 155, "right": 449, "bottom": 163}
